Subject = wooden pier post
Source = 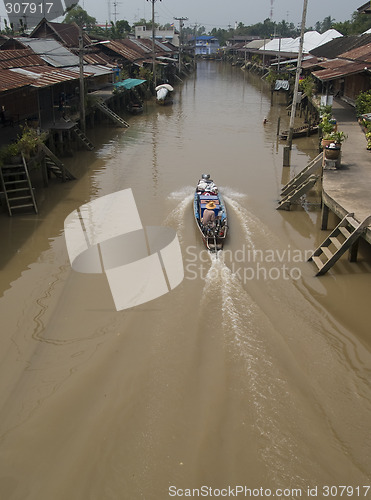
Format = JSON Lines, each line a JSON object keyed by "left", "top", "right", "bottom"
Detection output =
{"left": 321, "top": 203, "right": 329, "bottom": 230}
{"left": 348, "top": 239, "right": 360, "bottom": 262}
{"left": 277, "top": 116, "right": 281, "bottom": 136}
{"left": 41, "top": 155, "right": 48, "bottom": 187}
{"left": 283, "top": 146, "right": 290, "bottom": 166}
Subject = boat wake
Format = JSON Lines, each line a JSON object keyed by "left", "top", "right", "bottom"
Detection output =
{"left": 200, "top": 250, "right": 310, "bottom": 487}
{"left": 223, "top": 191, "right": 275, "bottom": 248}
{"left": 163, "top": 185, "right": 369, "bottom": 486}
{"left": 163, "top": 187, "right": 194, "bottom": 241}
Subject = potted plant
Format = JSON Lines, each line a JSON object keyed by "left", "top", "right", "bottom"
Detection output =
{"left": 330, "top": 130, "right": 347, "bottom": 144}
{"left": 324, "top": 130, "right": 347, "bottom": 160}
{"left": 319, "top": 113, "right": 337, "bottom": 147}
{"left": 366, "top": 131, "right": 371, "bottom": 150}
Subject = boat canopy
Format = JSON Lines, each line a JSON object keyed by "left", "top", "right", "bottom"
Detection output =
{"left": 113, "top": 78, "right": 146, "bottom": 90}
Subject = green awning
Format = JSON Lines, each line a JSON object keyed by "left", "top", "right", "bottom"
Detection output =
{"left": 113, "top": 78, "right": 146, "bottom": 90}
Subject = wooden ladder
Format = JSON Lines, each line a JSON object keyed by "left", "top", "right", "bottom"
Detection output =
{"left": 277, "top": 174, "right": 319, "bottom": 211}
{"left": 0, "top": 154, "right": 38, "bottom": 216}
{"left": 40, "top": 144, "right": 75, "bottom": 181}
{"left": 95, "top": 99, "right": 130, "bottom": 128}
{"left": 71, "top": 125, "right": 94, "bottom": 150}
{"left": 280, "top": 153, "right": 322, "bottom": 197}
{"left": 308, "top": 213, "right": 371, "bottom": 276}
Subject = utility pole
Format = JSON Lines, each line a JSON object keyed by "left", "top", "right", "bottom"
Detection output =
{"left": 113, "top": 1, "right": 122, "bottom": 24}
{"left": 287, "top": 0, "right": 308, "bottom": 149}
{"left": 78, "top": 26, "right": 86, "bottom": 133}
{"left": 174, "top": 16, "right": 188, "bottom": 73}
{"left": 193, "top": 23, "right": 198, "bottom": 69}
{"left": 147, "top": 0, "right": 161, "bottom": 88}
{"left": 277, "top": 34, "right": 281, "bottom": 73}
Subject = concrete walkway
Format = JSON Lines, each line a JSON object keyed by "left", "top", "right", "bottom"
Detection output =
{"left": 322, "top": 98, "right": 371, "bottom": 240}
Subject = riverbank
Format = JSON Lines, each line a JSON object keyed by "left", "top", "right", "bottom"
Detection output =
{"left": 322, "top": 97, "right": 371, "bottom": 243}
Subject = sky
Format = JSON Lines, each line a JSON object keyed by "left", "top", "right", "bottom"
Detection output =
{"left": 81, "top": 0, "right": 362, "bottom": 29}
{"left": 0, "top": 0, "right": 364, "bottom": 31}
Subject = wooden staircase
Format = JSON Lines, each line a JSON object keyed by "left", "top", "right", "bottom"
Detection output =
{"left": 71, "top": 125, "right": 94, "bottom": 150}
{"left": 280, "top": 153, "right": 322, "bottom": 197}
{"left": 95, "top": 99, "right": 130, "bottom": 128}
{"left": 308, "top": 214, "right": 371, "bottom": 275}
{"left": 277, "top": 174, "right": 319, "bottom": 211}
{"left": 277, "top": 153, "right": 322, "bottom": 211}
{"left": 40, "top": 144, "right": 75, "bottom": 181}
{"left": 0, "top": 154, "right": 38, "bottom": 215}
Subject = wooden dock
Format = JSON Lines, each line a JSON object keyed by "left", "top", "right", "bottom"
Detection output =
{"left": 321, "top": 98, "right": 371, "bottom": 246}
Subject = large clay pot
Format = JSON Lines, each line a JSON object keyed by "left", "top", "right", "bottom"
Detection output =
{"left": 325, "top": 144, "right": 341, "bottom": 160}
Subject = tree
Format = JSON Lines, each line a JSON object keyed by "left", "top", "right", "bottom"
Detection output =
{"left": 63, "top": 6, "right": 96, "bottom": 28}
{"left": 321, "top": 15, "right": 334, "bottom": 32}
{"left": 276, "top": 20, "right": 297, "bottom": 37}
{"left": 332, "top": 20, "right": 351, "bottom": 35}
{"left": 333, "top": 10, "right": 371, "bottom": 35}
{"left": 2, "top": 19, "right": 14, "bottom": 35}
{"left": 110, "top": 19, "right": 131, "bottom": 39}
{"left": 183, "top": 25, "right": 206, "bottom": 38}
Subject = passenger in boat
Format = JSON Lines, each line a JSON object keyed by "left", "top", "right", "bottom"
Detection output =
{"left": 202, "top": 201, "right": 216, "bottom": 227}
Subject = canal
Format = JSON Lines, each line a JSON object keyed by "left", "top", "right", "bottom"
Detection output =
{"left": 0, "top": 61, "right": 370, "bottom": 499}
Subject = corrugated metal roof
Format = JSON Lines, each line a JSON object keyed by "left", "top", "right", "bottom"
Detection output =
{"left": 127, "top": 38, "right": 152, "bottom": 54}
{"left": 65, "top": 64, "right": 113, "bottom": 76}
{"left": 130, "top": 38, "right": 173, "bottom": 54}
{"left": 310, "top": 34, "right": 371, "bottom": 59}
{"left": 312, "top": 61, "right": 371, "bottom": 81}
{"left": 0, "top": 35, "right": 9, "bottom": 48}
{"left": 0, "top": 49, "right": 46, "bottom": 69}
{"left": 340, "top": 43, "right": 371, "bottom": 63}
{"left": 245, "top": 40, "right": 266, "bottom": 50}
{"left": 10, "top": 66, "right": 82, "bottom": 87}
{"left": 0, "top": 68, "right": 31, "bottom": 91}
{"left": 316, "top": 58, "right": 347, "bottom": 70}
{"left": 228, "top": 42, "right": 245, "bottom": 50}
{"left": 0, "top": 63, "right": 109, "bottom": 92}
{"left": 270, "top": 55, "right": 322, "bottom": 68}
{"left": 98, "top": 38, "right": 175, "bottom": 64}
{"left": 154, "top": 39, "right": 173, "bottom": 52}
{"left": 301, "top": 56, "right": 323, "bottom": 69}
{"left": 83, "top": 51, "right": 115, "bottom": 66}
{"left": 14, "top": 37, "right": 79, "bottom": 67}
{"left": 101, "top": 40, "right": 143, "bottom": 62}
{"left": 39, "top": 21, "right": 91, "bottom": 48}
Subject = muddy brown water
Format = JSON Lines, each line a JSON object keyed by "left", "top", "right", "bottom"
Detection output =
{"left": 0, "top": 61, "right": 371, "bottom": 499}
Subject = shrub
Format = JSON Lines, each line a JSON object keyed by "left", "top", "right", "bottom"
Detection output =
{"left": 355, "top": 90, "right": 371, "bottom": 116}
